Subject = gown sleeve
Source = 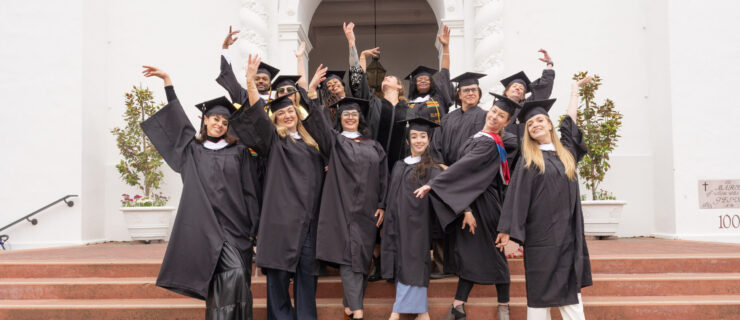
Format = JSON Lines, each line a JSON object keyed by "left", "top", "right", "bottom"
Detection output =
{"left": 429, "top": 116, "right": 446, "bottom": 164}
{"left": 240, "top": 146, "right": 261, "bottom": 239}
{"left": 427, "top": 167, "right": 459, "bottom": 231}
{"left": 216, "top": 54, "right": 250, "bottom": 106}
{"left": 228, "top": 99, "right": 275, "bottom": 157}
{"left": 140, "top": 86, "right": 194, "bottom": 173}
{"left": 498, "top": 164, "right": 537, "bottom": 245}
{"left": 559, "top": 115, "right": 588, "bottom": 161}
{"left": 433, "top": 68, "right": 454, "bottom": 115}
{"left": 525, "top": 69, "right": 556, "bottom": 103}
{"left": 427, "top": 138, "right": 500, "bottom": 214}
{"left": 376, "top": 144, "right": 389, "bottom": 210}
{"left": 300, "top": 87, "right": 336, "bottom": 158}
{"left": 349, "top": 65, "right": 371, "bottom": 100}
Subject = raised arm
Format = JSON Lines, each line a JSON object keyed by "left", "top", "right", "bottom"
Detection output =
{"left": 139, "top": 66, "right": 194, "bottom": 173}
{"left": 307, "top": 63, "right": 328, "bottom": 97}
{"left": 359, "top": 47, "right": 380, "bottom": 73}
{"left": 344, "top": 22, "right": 372, "bottom": 99}
{"left": 216, "top": 26, "right": 250, "bottom": 105}
{"left": 568, "top": 76, "right": 593, "bottom": 120}
{"left": 525, "top": 49, "right": 556, "bottom": 102}
{"left": 301, "top": 64, "right": 336, "bottom": 158}
{"left": 228, "top": 55, "right": 276, "bottom": 156}
{"left": 295, "top": 41, "right": 308, "bottom": 90}
{"left": 438, "top": 25, "right": 450, "bottom": 70}
{"left": 246, "top": 54, "right": 263, "bottom": 108}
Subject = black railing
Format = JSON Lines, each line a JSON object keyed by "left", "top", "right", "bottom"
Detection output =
{"left": 0, "top": 195, "right": 78, "bottom": 250}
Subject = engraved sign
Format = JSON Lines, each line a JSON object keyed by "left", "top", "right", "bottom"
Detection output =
{"left": 699, "top": 180, "right": 740, "bottom": 209}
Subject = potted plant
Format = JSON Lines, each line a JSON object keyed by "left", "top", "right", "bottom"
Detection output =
{"left": 570, "top": 72, "right": 625, "bottom": 237}
{"left": 111, "top": 85, "right": 174, "bottom": 242}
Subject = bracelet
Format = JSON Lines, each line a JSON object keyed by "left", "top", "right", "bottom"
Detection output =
{"left": 443, "top": 53, "right": 450, "bottom": 56}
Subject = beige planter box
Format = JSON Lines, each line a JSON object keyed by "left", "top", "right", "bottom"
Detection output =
{"left": 120, "top": 206, "right": 175, "bottom": 241}
{"left": 582, "top": 200, "right": 626, "bottom": 237}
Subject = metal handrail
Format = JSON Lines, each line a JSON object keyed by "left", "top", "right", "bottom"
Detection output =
{"left": 0, "top": 195, "right": 78, "bottom": 250}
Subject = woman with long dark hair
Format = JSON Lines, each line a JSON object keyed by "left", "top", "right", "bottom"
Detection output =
{"left": 140, "top": 66, "right": 259, "bottom": 319}
{"left": 381, "top": 115, "right": 457, "bottom": 320}
{"left": 496, "top": 78, "right": 594, "bottom": 320}
{"left": 228, "top": 54, "right": 324, "bottom": 320}
{"left": 305, "top": 93, "right": 388, "bottom": 320}
{"left": 414, "top": 96, "right": 517, "bottom": 320}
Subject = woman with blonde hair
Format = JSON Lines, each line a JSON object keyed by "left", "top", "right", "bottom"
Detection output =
{"left": 228, "top": 54, "right": 323, "bottom": 320}
{"left": 495, "top": 77, "right": 594, "bottom": 320}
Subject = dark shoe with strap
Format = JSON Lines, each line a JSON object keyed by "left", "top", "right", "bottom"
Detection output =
{"left": 344, "top": 313, "right": 353, "bottom": 320}
{"left": 444, "top": 304, "right": 466, "bottom": 320}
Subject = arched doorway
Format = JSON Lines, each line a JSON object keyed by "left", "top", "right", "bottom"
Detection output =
{"left": 306, "top": 0, "right": 439, "bottom": 93}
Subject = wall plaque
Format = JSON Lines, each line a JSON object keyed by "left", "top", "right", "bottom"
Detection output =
{"left": 699, "top": 180, "right": 740, "bottom": 209}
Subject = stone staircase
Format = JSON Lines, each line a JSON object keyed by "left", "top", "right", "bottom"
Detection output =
{"left": 1, "top": 239, "right": 739, "bottom": 319}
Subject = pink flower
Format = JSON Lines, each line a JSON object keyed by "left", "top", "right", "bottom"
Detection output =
{"left": 134, "top": 195, "right": 142, "bottom": 199}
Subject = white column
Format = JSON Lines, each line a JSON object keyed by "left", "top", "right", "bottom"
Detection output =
{"left": 277, "top": 23, "right": 312, "bottom": 75}
{"left": 472, "top": 0, "right": 505, "bottom": 107}
{"left": 441, "top": 18, "right": 465, "bottom": 75}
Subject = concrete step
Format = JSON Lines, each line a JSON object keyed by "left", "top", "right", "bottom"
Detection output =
{"left": 1, "top": 296, "right": 739, "bottom": 320}
{"left": 3, "top": 273, "right": 740, "bottom": 300}
{"left": 3, "top": 255, "right": 740, "bottom": 278}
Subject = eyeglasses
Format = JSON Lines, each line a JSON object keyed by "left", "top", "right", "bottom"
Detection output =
{"left": 277, "top": 86, "right": 297, "bottom": 94}
{"left": 340, "top": 111, "right": 360, "bottom": 118}
{"left": 461, "top": 87, "right": 478, "bottom": 94}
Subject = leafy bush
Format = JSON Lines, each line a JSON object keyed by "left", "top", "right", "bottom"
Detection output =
{"left": 111, "top": 85, "right": 167, "bottom": 205}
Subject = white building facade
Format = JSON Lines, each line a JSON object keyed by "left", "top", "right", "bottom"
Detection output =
{"left": 1, "top": 0, "right": 739, "bottom": 249}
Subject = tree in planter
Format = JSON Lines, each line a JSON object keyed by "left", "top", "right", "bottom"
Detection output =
{"left": 111, "top": 85, "right": 167, "bottom": 206}
{"left": 568, "top": 71, "right": 623, "bottom": 200}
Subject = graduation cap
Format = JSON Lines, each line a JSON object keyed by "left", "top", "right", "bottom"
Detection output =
{"left": 405, "top": 66, "right": 438, "bottom": 81}
{"left": 270, "top": 75, "right": 301, "bottom": 91}
{"left": 320, "top": 70, "right": 346, "bottom": 88}
{"left": 489, "top": 92, "right": 518, "bottom": 117}
{"left": 517, "top": 98, "right": 557, "bottom": 123}
{"left": 451, "top": 72, "right": 486, "bottom": 88}
{"left": 195, "top": 96, "right": 236, "bottom": 117}
{"left": 500, "top": 71, "right": 532, "bottom": 92}
{"left": 397, "top": 114, "right": 440, "bottom": 135}
{"left": 266, "top": 94, "right": 295, "bottom": 113}
{"left": 329, "top": 97, "right": 369, "bottom": 119}
{"left": 257, "top": 62, "right": 280, "bottom": 80}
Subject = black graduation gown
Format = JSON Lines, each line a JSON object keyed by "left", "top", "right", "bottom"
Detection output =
{"left": 228, "top": 99, "right": 324, "bottom": 273}
{"left": 304, "top": 101, "right": 389, "bottom": 274}
{"left": 216, "top": 55, "right": 267, "bottom": 208}
{"left": 498, "top": 116, "right": 593, "bottom": 308}
{"left": 430, "top": 105, "right": 487, "bottom": 166}
{"left": 504, "top": 69, "right": 556, "bottom": 171}
{"left": 380, "top": 160, "right": 457, "bottom": 287}
{"left": 349, "top": 66, "right": 409, "bottom": 171}
{"left": 407, "top": 68, "right": 454, "bottom": 124}
{"left": 427, "top": 133, "right": 510, "bottom": 284}
{"left": 141, "top": 88, "right": 259, "bottom": 300}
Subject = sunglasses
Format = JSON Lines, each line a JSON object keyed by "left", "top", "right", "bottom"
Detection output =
{"left": 277, "top": 86, "right": 297, "bottom": 94}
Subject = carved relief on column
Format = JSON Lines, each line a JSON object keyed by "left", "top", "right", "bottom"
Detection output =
{"left": 473, "top": 0, "right": 504, "bottom": 107}
{"left": 238, "top": 0, "right": 271, "bottom": 58}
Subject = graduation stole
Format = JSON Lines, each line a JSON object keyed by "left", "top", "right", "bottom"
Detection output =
{"left": 409, "top": 99, "right": 442, "bottom": 124}
{"left": 480, "top": 131, "right": 510, "bottom": 185}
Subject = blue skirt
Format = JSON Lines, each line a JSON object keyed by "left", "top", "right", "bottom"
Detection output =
{"left": 392, "top": 281, "right": 428, "bottom": 313}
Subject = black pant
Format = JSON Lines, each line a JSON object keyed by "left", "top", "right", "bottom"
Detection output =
{"left": 264, "top": 231, "right": 318, "bottom": 320}
{"left": 206, "top": 242, "right": 253, "bottom": 319}
{"left": 454, "top": 277, "right": 510, "bottom": 304}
